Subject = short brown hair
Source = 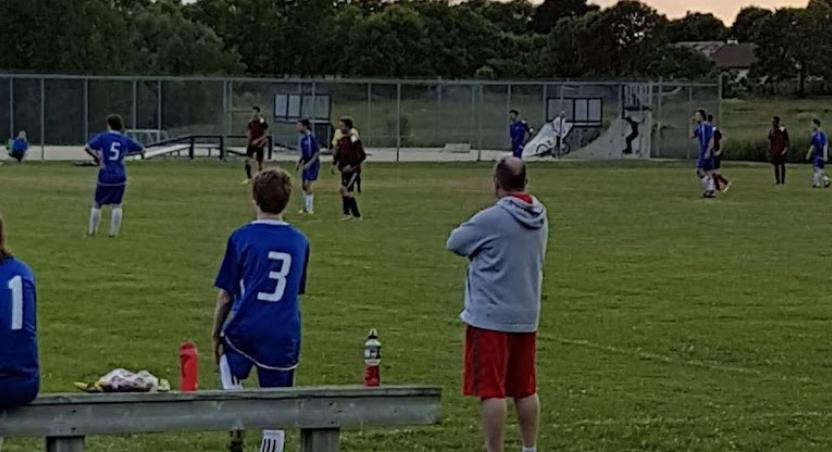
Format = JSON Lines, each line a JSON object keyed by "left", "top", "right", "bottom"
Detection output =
{"left": 107, "top": 114, "right": 125, "bottom": 131}
{"left": 339, "top": 117, "right": 354, "bottom": 130}
{"left": 0, "top": 214, "right": 12, "bottom": 261}
{"left": 253, "top": 169, "right": 292, "bottom": 214}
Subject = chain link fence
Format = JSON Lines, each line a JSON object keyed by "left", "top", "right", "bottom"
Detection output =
{"left": 0, "top": 74, "right": 719, "bottom": 161}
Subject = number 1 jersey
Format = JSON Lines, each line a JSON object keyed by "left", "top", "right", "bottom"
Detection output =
{"left": 215, "top": 220, "right": 310, "bottom": 370}
{"left": 0, "top": 257, "right": 38, "bottom": 379}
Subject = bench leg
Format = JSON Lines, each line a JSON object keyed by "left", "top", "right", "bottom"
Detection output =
{"left": 45, "top": 436, "right": 84, "bottom": 452}
{"left": 300, "top": 428, "right": 340, "bottom": 452}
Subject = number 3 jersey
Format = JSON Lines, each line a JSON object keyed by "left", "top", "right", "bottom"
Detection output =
{"left": 215, "top": 220, "right": 310, "bottom": 370}
{"left": 0, "top": 257, "right": 38, "bottom": 380}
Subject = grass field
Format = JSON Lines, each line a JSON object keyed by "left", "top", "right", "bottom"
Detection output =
{"left": 2, "top": 160, "right": 832, "bottom": 451}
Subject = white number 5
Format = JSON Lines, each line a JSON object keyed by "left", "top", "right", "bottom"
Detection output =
{"left": 257, "top": 252, "right": 292, "bottom": 303}
{"left": 109, "top": 142, "right": 121, "bottom": 161}
{"left": 8, "top": 275, "right": 22, "bottom": 330}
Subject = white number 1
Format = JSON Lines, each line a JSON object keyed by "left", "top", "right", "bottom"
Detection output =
{"left": 8, "top": 275, "right": 22, "bottom": 330}
{"left": 257, "top": 252, "right": 292, "bottom": 303}
{"left": 109, "top": 142, "right": 121, "bottom": 161}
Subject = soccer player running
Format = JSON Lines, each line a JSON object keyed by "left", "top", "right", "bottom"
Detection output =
{"left": 709, "top": 114, "right": 731, "bottom": 192}
{"left": 769, "top": 116, "right": 790, "bottom": 185}
{"left": 806, "top": 118, "right": 831, "bottom": 189}
{"left": 693, "top": 109, "right": 717, "bottom": 198}
{"left": 509, "top": 109, "right": 533, "bottom": 159}
{"left": 84, "top": 114, "right": 145, "bottom": 238}
{"left": 244, "top": 106, "right": 269, "bottom": 184}
{"left": 212, "top": 169, "right": 310, "bottom": 452}
{"left": 296, "top": 119, "right": 321, "bottom": 215}
{"left": 447, "top": 157, "right": 549, "bottom": 452}
{"left": 333, "top": 117, "right": 367, "bottom": 221}
{"left": 0, "top": 214, "right": 39, "bottom": 411}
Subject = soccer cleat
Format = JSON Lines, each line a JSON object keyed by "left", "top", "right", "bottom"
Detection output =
{"left": 242, "top": 179, "right": 251, "bottom": 185}
{"left": 340, "top": 215, "right": 353, "bottom": 222}
{"left": 722, "top": 182, "right": 732, "bottom": 193}
{"left": 825, "top": 180, "right": 831, "bottom": 189}
{"left": 298, "top": 210, "right": 307, "bottom": 215}
{"left": 703, "top": 191, "right": 716, "bottom": 199}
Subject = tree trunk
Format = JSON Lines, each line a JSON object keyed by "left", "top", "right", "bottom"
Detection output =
{"left": 798, "top": 64, "right": 807, "bottom": 98}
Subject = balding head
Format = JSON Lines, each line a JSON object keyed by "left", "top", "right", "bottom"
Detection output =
{"left": 494, "top": 156, "right": 527, "bottom": 196}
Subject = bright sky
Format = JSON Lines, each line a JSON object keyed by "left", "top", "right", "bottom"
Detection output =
{"left": 596, "top": 0, "right": 808, "bottom": 22}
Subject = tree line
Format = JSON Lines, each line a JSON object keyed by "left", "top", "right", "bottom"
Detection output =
{"left": 0, "top": 0, "right": 826, "bottom": 88}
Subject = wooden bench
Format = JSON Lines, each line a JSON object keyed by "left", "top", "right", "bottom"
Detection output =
{"left": 0, "top": 385, "right": 442, "bottom": 452}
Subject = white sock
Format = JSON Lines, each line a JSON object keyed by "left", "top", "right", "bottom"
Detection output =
{"left": 88, "top": 208, "right": 101, "bottom": 236}
{"left": 260, "top": 430, "right": 285, "bottom": 452}
{"left": 707, "top": 176, "right": 715, "bottom": 193}
{"left": 522, "top": 447, "right": 537, "bottom": 452}
{"left": 307, "top": 194, "right": 314, "bottom": 212}
{"left": 109, "top": 207, "right": 123, "bottom": 237}
{"left": 701, "top": 176, "right": 709, "bottom": 192}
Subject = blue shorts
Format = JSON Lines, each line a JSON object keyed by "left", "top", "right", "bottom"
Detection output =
{"left": 0, "top": 375, "right": 39, "bottom": 410}
{"left": 697, "top": 157, "right": 714, "bottom": 172}
{"left": 224, "top": 346, "right": 295, "bottom": 389}
{"left": 302, "top": 164, "right": 320, "bottom": 183}
{"left": 95, "top": 184, "right": 126, "bottom": 206}
{"left": 512, "top": 145, "right": 524, "bottom": 158}
{"left": 814, "top": 159, "right": 825, "bottom": 170}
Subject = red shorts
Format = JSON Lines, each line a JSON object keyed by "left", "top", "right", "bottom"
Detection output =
{"left": 464, "top": 325, "right": 537, "bottom": 400}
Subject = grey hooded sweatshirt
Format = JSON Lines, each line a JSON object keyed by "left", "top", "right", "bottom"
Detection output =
{"left": 447, "top": 195, "right": 549, "bottom": 334}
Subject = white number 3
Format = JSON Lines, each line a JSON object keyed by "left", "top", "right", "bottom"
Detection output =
{"left": 257, "top": 252, "right": 292, "bottom": 303}
{"left": 8, "top": 275, "right": 22, "bottom": 330}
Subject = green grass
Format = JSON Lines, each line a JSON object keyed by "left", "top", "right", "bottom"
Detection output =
{"left": 2, "top": 160, "right": 832, "bottom": 451}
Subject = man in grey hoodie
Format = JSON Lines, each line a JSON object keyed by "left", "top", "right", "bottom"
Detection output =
{"left": 447, "top": 156, "right": 549, "bottom": 452}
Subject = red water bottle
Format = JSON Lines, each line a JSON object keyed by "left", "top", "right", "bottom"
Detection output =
{"left": 179, "top": 342, "right": 199, "bottom": 392}
{"left": 363, "top": 329, "right": 382, "bottom": 387}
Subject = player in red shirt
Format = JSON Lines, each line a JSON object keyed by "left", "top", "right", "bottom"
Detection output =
{"left": 243, "top": 106, "right": 269, "bottom": 184}
{"left": 769, "top": 116, "right": 790, "bottom": 185}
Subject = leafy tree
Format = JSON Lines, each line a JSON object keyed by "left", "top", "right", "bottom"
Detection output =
{"left": 346, "top": 5, "right": 432, "bottom": 77}
{"left": 531, "top": 0, "right": 598, "bottom": 34}
{"left": 666, "top": 13, "right": 727, "bottom": 42}
{"left": 731, "top": 7, "right": 772, "bottom": 42}
{"left": 752, "top": 6, "right": 822, "bottom": 96}
{"left": 460, "top": 0, "right": 536, "bottom": 35}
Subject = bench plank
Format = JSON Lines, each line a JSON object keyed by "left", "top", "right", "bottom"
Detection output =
{"left": 0, "top": 386, "right": 442, "bottom": 438}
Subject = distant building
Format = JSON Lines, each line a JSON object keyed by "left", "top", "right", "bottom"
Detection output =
{"left": 676, "top": 40, "right": 758, "bottom": 78}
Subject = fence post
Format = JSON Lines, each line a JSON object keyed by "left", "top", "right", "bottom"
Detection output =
{"left": 8, "top": 77, "right": 13, "bottom": 139}
{"left": 310, "top": 81, "right": 317, "bottom": 137}
{"left": 156, "top": 80, "right": 162, "bottom": 138}
{"left": 132, "top": 79, "right": 138, "bottom": 130}
{"left": 717, "top": 75, "right": 724, "bottom": 126}
{"left": 83, "top": 79, "right": 89, "bottom": 143}
{"left": 46, "top": 436, "right": 85, "bottom": 452}
{"left": 396, "top": 82, "right": 401, "bottom": 162}
{"left": 506, "top": 83, "right": 512, "bottom": 150}
{"left": 189, "top": 136, "right": 195, "bottom": 160}
{"left": 656, "top": 78, "right": 663, "bottom": 158}
{"left": 300, "top": 428, "right": 340, "bottom": 452}
{"left": 687, "top": 85, "right": 693, "bottom": 160}
{"left": 366, "top": 82, "right": 372, "bottom": 149}
{"left": 40, "top": 77, "right": 45, "bottom": 160}
{"left": 477, "top": 83, "right": 483, "bottom": 162}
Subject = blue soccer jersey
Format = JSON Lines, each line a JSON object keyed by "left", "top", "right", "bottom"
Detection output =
{"left": 0, "top": 257, "right": 38, "bottom": 381}
{"left": 215, "top": 220, "right": 310, "bottom": 370}
{"left": 87, "top": 132, "right": 144, "bottom": 186}
{"left": 510, "top": 121, "right": 530, "bottom": 152}
{"left": 299, "top": 132, "right": 321, "bottom": 180}
{"left": 811, "top": 131, "right": 827, "bottom": 166}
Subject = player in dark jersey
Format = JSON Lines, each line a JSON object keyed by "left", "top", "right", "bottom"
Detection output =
{"left": 0, "top": 214, "right": 39, "bottom": 411}
{"left": 84, "top": 114, "right": 145, "bottom": 238}
{"left": 296, "top": 119, "right": 321, "bottom": 215}
{"left": 693, "top": 109, "right": 716, "bottom": 198}
{"left": 709, "top": 114, "right": 731, "bottom": 192}
{"left": 213, "top": 169, "right": 310, "bottom": 452}
{"left": 244, "top": 106, "right": 269, "bottom": 184}
{"left": 333, "top": 117, "right": 367, "bottom": 221}
{"left": 769, "top": 116, "right": 790, "bottom": 185}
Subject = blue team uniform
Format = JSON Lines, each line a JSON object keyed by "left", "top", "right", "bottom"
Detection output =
{"left": 215, "top": 220, "right": 310, "bottom": 388}
{"left": 510, "top": 120, "right": 531, "bottom": 158}
{"left": 0, "top": 256, "right": 39, "bottom": 410}
{"left": 299, "top": 133, "right": 321, "bottom": 182}
{"left": 86, "top": 132, "right": 144, "bottom": 206}
{"left": 811, "top": 130, "right": 827, "bottom": 169}
{"left": 695, "top": 123, "right": 715, "bottom": 171}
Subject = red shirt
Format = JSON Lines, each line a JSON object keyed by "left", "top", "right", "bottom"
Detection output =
{"left": 248, "top": 118, "right": 268, "bottom": 145}
{"left": 769, "top": 126, "right": 789, "bottom": 156}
